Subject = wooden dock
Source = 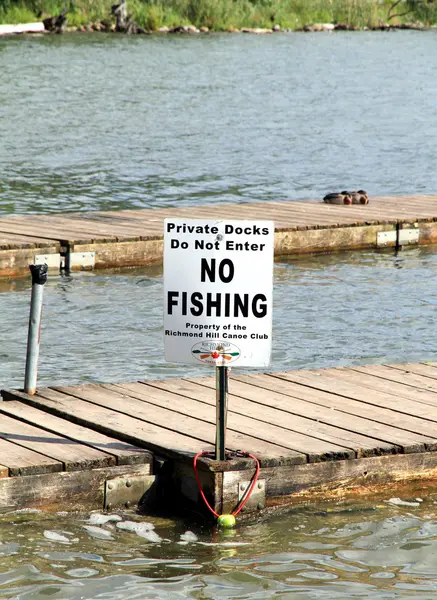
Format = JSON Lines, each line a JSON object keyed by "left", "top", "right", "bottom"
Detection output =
{"left": 3, "top": 361, "right": 437, "bottom": 514}
{"left": 2, "top": 194, "right": 437, "bottom": 278}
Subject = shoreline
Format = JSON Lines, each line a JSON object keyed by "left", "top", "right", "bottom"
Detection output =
{"left": 0, "top": 20, "right": 430, "bottom": 37}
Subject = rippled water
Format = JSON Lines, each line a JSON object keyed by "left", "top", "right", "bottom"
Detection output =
{"left": 3, "top": 495, "right": 437, "bottom": 599}
{"left": 3, "top": 29, "right": 437, "bottom": 599}
{"left": 1, "top": 31, "right": 437, "bottom": 215}
{"left": 1, "top": 246, "right": 437, "bottom": 390}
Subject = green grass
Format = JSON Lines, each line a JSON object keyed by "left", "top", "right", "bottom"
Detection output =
{"left": 0, "top": 0, "right": 435, "bottom": 31}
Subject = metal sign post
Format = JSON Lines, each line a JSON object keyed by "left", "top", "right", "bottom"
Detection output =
{"left": 24, "top": 263, "right": 48, "bottom": 395}
{"left": 216, "top": 366, "right": 228, "bottom": 460}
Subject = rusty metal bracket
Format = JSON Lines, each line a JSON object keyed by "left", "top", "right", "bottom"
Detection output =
{"left": 104, "top": 474, "right": 155, "bottom": 510}
{"left": 237, "top": 479, "right": 266, "bottom": 511}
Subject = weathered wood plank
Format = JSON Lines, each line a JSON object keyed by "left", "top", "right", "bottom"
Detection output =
{"left": 2, "top": 388, "right": 213, "bottom": 460}
{"left": 389, "top": 363, "right": 437, "bottom": 379}
{"left": 69, "top": 239, "right": 164, "bottom": 270}
{"left": 0, "top": 463, "right": 11, "bottom": 479}
{"left": 0, "top": 463, "right": 151, "bottom": 512}
{"left": 143, "top": 378, "right": 397, "bottom": 458}
{"left": 52, "top": 384, "right": 310, "bottom": 462}
{"left": 0, "top": 412, "right": 114, "bottom": 471}
{"left": 0, "top": 233, "right": 59, "bottom": 249}
{"left": 268, "top": 370, "right": 437, "bottom": 443}
{"left": 0, "top": 245, "right": 60, "bottom": 278}
{"left": 0, "top": 401, "right": 152, "bottom": 466}
{"left": 221, "top": 451, "right": 437, "bottom": 513}
{"left": 1, "top": 195, "right": 437, "bottom": 277}
{"left": 230, "top": 372, "right": 437, "bottom": 452}
{"left": 322, "top": 366, "right": 437, "bottom": 406}
{"left": 104, "top": 383, "right": 357, "bottom": 462}
{"left": 353, "top": 363, "right": 437, "bottom": 395}
{"left": 0, "top": 437, "right": 62, "bottom": 476}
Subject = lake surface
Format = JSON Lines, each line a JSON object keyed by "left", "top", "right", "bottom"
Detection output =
{"left": 2, "top": 29, "right": 437, "bottom": 599}
{"left": 2, "top": 247, "right": 437, "bottom": 390}
{"left": 1, "top": 30, "right": 437, "bottom": 215}
{"left": 2, "top": 495, "right": 437, "bottom": 599}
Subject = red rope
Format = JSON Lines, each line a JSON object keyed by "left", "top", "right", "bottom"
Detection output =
{"left": 193, "top": 450, "right": 261, "bottom": 518}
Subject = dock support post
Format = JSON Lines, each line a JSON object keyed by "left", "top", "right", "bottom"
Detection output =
{"left": 24, "top": 264, "right": 48, "bottom": 395}
{"left": 216, "top": 366, "right": 228, "bottom": 460}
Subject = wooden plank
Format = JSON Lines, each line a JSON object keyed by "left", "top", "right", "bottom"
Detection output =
{"left": 351, "top": 364, "right": 437, "bottom": 398}
{"left": 268, "top": 369, "right": 437, "bottom": 434}
{"left": 229, "top": 372, "right": 437, "bottom": 452}
{"left": 0, "top": 221, "right": 115, "bottom": 243}
{"left": 69, "top": 239, "right": 164, "bottom": 270}
{"left": 54, "top": 384, "right": 309, "bottom": 462}
{"left": 58, "top": 382, "right": 353, "bottom": 463}
{"left": 0, "top": 412, "right": 114, "bottom": 471}
{"left": 0, "top": 463, "right": 151, "bottom": 512}
{"left": 0, "top": 245, "right": 60, "bottom": 279}
{"left": 321, "top": 366, "right": 437, "bottom": 407}
{"left": 0, "top": 437, "right": 62, "bottom": 476}
{"left": 389, "top": 363, "right": 437, "bottom": 379}
{"left": 0, "top": 195, "right": 437, "bottom": 278}
{"left": 0, "top": 401, "right": 151, "bottom": 467}
{"left": 2, "top": 388, "right": 213, "bottom": 460}
{"left": 221, "top": 451, "right": 437, "bottom": 513}
{"left": 0, "top": 462, "right": 10, "bottom": 479}
{"left": 142, "top": 379, "right": 398, "bottom": 458}
{"left": 182, "top": 376, "right": 433, "bottom": 455}
{"left": 0, "top": 233, "right": 59, "bottom": 249}
{"left": 377, "top": 363, "right": 437, "bottom": 391}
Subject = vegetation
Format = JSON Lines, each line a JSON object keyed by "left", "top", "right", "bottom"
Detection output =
{"left": 0, "top": 0, "right": 436, "bottom": 31}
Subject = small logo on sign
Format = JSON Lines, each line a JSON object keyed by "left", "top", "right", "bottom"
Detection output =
{"left": 191, "top": 342, "right": 240, "bottom": 365}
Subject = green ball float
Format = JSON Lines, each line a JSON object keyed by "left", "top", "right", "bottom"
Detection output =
{"left": 217, "top": 514, "right": 236, "bottom": 528}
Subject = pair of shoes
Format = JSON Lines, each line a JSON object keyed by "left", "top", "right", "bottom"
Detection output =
{"left": 323, "top": 190, "right": 369, "bottom": 205}
{"left": 343, "top": 190, "right": 369, "bottom": 204}
{"left": 323, "top": 191, "right": 352, "bottom": 205}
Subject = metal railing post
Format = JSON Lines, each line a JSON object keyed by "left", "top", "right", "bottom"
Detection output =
{"left": 24, "top": 264, "right": 48, "bottom": 395}
{"left": 215, "top": 366, "right": 228, "bottom": 460}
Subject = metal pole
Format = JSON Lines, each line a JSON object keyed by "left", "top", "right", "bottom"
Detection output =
{"left": 215, "top": 365, "right": 228, "bottom": 461}
{"left": 24, "top": 264, "right": 48, "bottom": 395}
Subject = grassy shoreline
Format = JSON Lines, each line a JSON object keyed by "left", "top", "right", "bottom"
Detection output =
{"left": 1, "top": 0, "right": 436, "bottom": 32}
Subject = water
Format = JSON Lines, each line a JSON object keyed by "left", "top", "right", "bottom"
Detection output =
{"left": 1, "top": 247, "right": 437, "bottom": 390}
{"left": 1, "top": 31, "right": 437, "bottom": 215}
{"left": 2, "top": 29, "right": 437, "bottom": 599}
{"left": 3, "top": 495, "right": 437, "bottom": 598}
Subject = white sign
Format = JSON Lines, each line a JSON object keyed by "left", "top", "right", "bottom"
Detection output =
{"left": 164, "top": 218, "right": 274, "bottom": 367}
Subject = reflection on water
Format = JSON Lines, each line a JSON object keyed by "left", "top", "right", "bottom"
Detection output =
{"left": 3, "top": 496, "right": 437, "bottom": 598}
{"left": 1, "top": 31, "right": 437, "bottom": 215}
{"left": 2, "top": 246, "right": 437, "bottom": 390}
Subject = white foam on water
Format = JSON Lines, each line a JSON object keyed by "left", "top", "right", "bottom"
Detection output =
{"left": 136, "top": 529, "right": 162, "bottom": 542}
{"left": 43, "top": 531, "right": 70, "bottom": 543}
{"left": 115, "top": 520, "right": 161, "bottom": 542}
{"left": 116, "top": 520, "right": 154, "bottom": 532}
{"left": 82, "top": 526, "right": 114, "bottom": 540}
{"left": 87, "top": 513, "right": 122, "bottom": 526}
{"left": 180, "top": 531, "right": 198, "bottom": 543}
